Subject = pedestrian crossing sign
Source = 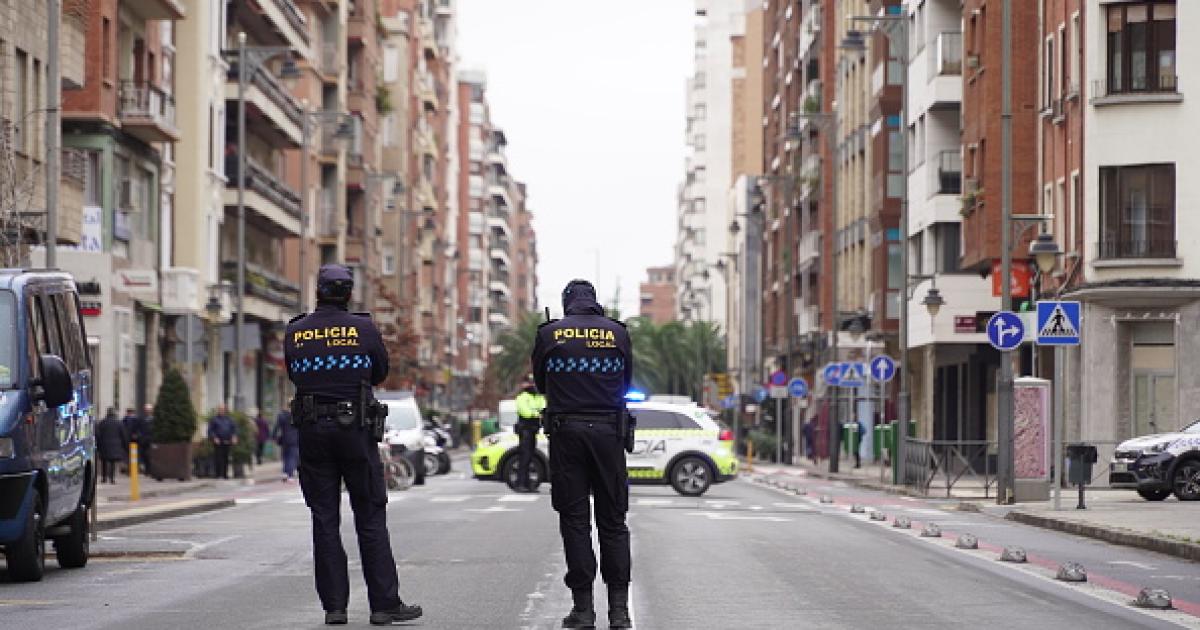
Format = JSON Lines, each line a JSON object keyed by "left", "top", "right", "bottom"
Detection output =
{"left": 1035, "top": 301, "right": 1080, "bottom": 346}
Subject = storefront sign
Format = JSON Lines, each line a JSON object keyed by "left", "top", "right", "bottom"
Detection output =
{"left": 115, "top": 269, "right": 158, "bottom": 296}
{"left": 954, "top": 315, "right": 976, "bottom": 333}
{"left": 991, "top": 259, "right": 1032, "bottom": 298}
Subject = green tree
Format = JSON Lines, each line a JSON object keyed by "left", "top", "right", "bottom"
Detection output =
{"left": 484, "top": 311, "right": 544, "bottom": 402}
{"left": 153, "top": 369, "right": 198, "bottom": 443}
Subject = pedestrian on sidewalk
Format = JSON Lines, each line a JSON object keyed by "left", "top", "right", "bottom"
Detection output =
{"left": 208, "top": 405, "right": 238, "bottom": 480}
{"left": 254, "top": 409, "right": 270, "bottom": 466}
{"left": 853, "top": 419, "right": 865, "bottom": 469}
{"left": 274, "top": 408, "right": 300, "bottom": 482}
{"left": 803, "top": 416, "right": 817, "bottom": 463}
{"left": 138, "top": 404, "right": 155, "bottom": 476}
{"left": 97, "top": 408, "right": 126, "bottom": 484}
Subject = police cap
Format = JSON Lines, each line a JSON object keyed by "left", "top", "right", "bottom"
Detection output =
{"left": 317, "top": 264, "right": 354, "bottom": 303}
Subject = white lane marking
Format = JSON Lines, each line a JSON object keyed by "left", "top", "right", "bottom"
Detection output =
{"left": 431, "top": 495, "right": 473, "bottom": 503}
{"left": 466, "top": 505, "right": 521, "bottom": 513}
{"left": 772, "top": 502, "right": 809, "bottom": 509}
{"left": 636, "top": 498, "right": 675, "bottom": 506}
{"left": 183, "top": 535, "right": 240, "bottom": 559}
{"left": 285, "top": 498, "right": 307, "bottom": 504}
{"left": 387, "top": 492, "right": 407, "bottom": 501}
{"left": 685, "top": 511, "right": 791, "bottom": 522}
{"left": 1106, "top": 560, "right": 1158, "bottom": 571}
{"left": 704, "top": 499, "right": 740, "bottom": 506}
{"left": 235, "top": 497, "right": 268, "bottom": 505}
{"left": 499, "top": 495, "right": 540, "bottom": 503}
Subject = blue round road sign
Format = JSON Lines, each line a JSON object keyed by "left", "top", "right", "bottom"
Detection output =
{"left": 986, "top": 311, "right": 1025, "bottom": 351}
{"left": 753, "top": 386, "right": 768, "bottom": 403}
{"left": 869, "top": 355, "right": 897, "bottom": 383}
{"left": 822, "top": 363, "right": 844, "bottom": 386}
{"left": 788, "top": 377, "right": 809, "bottom": 398}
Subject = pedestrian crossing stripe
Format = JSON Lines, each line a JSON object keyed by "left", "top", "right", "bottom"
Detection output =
{"left": 1038, "top": 303, "right": 1078, "bottom": 338}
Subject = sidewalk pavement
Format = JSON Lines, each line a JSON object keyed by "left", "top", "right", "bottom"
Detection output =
{"left": 746, "top": 456, "right": 1200, "bottom": 562}
{"left": 93, "top": 461, "right": 287, "bottom": 532}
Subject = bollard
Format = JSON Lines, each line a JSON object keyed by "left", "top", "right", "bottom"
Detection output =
{"left": 746, "top": 440, "right": 754, "bottom": 473}
{"left": 471, "top": 420, "right": 481, "bottom": 448}
{"left": 129, "top": 442, "right": 140, "bottom": 502}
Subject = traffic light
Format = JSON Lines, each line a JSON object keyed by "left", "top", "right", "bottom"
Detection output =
{"left": 1017, "top": 299, "right": 1034, "bottom": 312}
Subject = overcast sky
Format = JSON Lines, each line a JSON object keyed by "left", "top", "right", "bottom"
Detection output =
{"left": 456, "top": 0, "right": 695, "bottom": 318}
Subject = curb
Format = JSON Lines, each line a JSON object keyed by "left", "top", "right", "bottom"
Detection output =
{"left": 98, "top": 481, "right": 217, "bottom": 504}
{"left": 1005, "top": 510, "right": 1200, "bottom": 562}
{"left": 96, "top": 498, "right": 236, "bottom": 532}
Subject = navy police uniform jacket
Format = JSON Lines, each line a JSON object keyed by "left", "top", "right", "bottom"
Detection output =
{"left": 284, "top": 303, "right": 389, "bottom": 403}
{"left": 531, "top": 297, "right": 632, "bottom": 415}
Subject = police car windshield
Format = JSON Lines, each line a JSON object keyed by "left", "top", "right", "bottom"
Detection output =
{"left": 0, "top": 291, "right": 14, "bottom": 388}
{"left": 384, "top": 401, "right": 420, "bottom": 431}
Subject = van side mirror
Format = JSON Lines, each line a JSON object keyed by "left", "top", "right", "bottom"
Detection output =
{"left": 36, "top": 355, "right": 73, "bottom": 408}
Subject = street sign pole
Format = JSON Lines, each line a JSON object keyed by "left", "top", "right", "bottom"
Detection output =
{"left": 1053, "top": 345, "right": 1064, "bottom": 510}
{"left": 776, "top": 396, "right": 783, "bottom": 465}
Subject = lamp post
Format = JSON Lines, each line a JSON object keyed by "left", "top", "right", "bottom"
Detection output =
{"left": 232, "top": 33, "right": 300, "bottom": 414}
{"left": 1029, "top": 232, "right": 1064, "bottom": 508}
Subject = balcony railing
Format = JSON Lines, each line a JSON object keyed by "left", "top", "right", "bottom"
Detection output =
{"left": 118, "top": 81, "right": 178, "bottom": 135}
{"left": 933, "top": 32, "right": 963, "bottom": 77}
{"left": 933, "top": 150, "right": 962, "bottom": 196}
{"left": 274, "top": 0, "right": 309, "bottom": 44}
{"left": 1093, "top": 73, "right": 1180, "bottom": 99}
{"left": 227, "top": 62, "right": 304, "bottom": 128}
{"left": 220, "top": 260, "right": 301, "bottom": 308}
{"left": 1098, "top": 236, "right": 1177, "bottom": 260}
{"left": 227, "top": 156, "right": 302, "bottom": 218}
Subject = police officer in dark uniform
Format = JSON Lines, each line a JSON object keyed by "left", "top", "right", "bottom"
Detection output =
{"left": 284, "top": 264, "right": 422, "bottom": 626}
{"left": 531, "top": 279, "right": 635, "bottom": 629}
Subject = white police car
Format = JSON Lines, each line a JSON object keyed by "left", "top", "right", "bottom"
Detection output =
{"left": 1109, "top": 419, "right": 1200, "bottom": 501}
{"left": 470, "top": 397, "right": 738, "bottom": 497}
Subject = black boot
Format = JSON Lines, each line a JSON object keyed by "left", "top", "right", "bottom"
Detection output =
{"left": 324, "top": 610, "right": 347, "bottom": 625}
{"left": 608, "top": 585, "right": 632, "bottom": 629}
{"left": 562, "top": 589, "right": 596, "bottom": 629}
{"left": 369, "top": 601, "right": 423, "bottom": 625}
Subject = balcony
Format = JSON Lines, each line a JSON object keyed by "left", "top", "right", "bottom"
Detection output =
{"left": 489, "top": 181, "right": 513, "bottom": 208}
{"left": 1097, "top": 236, "right": 1177, "bottom": 262}
{"left": 468, "top": 211, "right": 486, "bottom": 235}
{"left": 118, "top": 81, "right": 179, "bottom": 142}
{"left": 416, "top": 73, "right": 439, "bottom": 110}
{"left": 225, "top": 156, "right": 302, "bottom": 235}
{"left": 488, "top": 214, "right": 512, "bottom": 239}
{"left": 221, "top": 259, "right": 301, "bottom": 310}
{"left": 125, "top": 0, "right": 185, "bottom": 20}
{"left": 932, "top": 32, "right": 962, "bottom": 77}
{"left": 488, "top": 311, "right": 511, "bottom": 328}
{"left": 489, "top": 280, "right": 511, "bottom": 297}
{"left": 239, "top": 0, "right": 312, "bottom": 59}
{"left": 798, "top": 3, "right": 821, "bottom": 57}
{"left": 932, "top": 150, "right": 962, "bottom": 196}
{"left": 797, "top": 230, "right": 821, "bottom": 269}
{"left": 490, "top": 246, "right": 511, "bottom": 268}
{"left": 225, "top": 64, "right": 304, "bottom": 147}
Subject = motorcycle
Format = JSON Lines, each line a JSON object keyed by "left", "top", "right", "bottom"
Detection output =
{"left": 380, "top": 442, "right": 414, "bottom": 491}
{"left": 423, "top": 422, "right": 453, "bottom": 475}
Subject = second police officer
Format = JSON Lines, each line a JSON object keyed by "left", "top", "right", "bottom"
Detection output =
{"left": 531, "top": 279, "right": 635, "bottom": 629}
{"left": 513, "top": 376, "right": 546, "bottom": 493}
{"left": 284, "top": 264, "right": 422, "bottom": 626}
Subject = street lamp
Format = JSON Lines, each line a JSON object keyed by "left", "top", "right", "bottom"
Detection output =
{"left": 1029, "top": 232, "right": 1062, "bottom": 275}
{"left": 231, "top": 32, "right": 300, "bottom": 414}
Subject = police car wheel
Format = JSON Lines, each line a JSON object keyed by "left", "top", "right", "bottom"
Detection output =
{"left": 670, "top": 457, "right": 712, "bottom": 497}
{"left": 1137, "top": 487, "right": 1172, "bottom": 502}
{"left": 1172, "top": 459, "right": 1200, "bottom": 501}
{"left": 503, "top": 456, "right": 544, "bottom": 490}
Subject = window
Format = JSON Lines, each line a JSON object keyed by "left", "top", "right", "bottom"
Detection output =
{"left": 1071, "top": 13, "right": 1082, "bottom": 95}
{"left": 103, "top": 18, "right": 111, "bottom": 78}
{"left": 15, "top": 49, "right": 27, "bottom": 151}
{"left": 693, "top": 134, "right": 706, "bottom": 151}
{"left": 1055, "top": 178, "right": 1066, "bottom": 253}
{"left": 936, "top": 223, "right": 961, "bottom": 273}
{"left": 382, "top": 249, "right": 396, "bottom": 276}
{"left": 1100, "top": 163, "right": 1175, "bottom": 259}
{"left": 631, "top": 409, "right": 680, "bottom": 430}
{"left": 1106, "top": 2, "right": 1176, "bottom": 94}
{"left": 1069, "top": 171, "right": 1081, "bottom": 253}
{"left": 1044, "top": 36, "right": 1055, "bottom": 109}
{"left": 1059, "top": 24, "right": 1068, "bottom": 100}
{"left": 887, "top": 131, "right": 903, "bottom": 172}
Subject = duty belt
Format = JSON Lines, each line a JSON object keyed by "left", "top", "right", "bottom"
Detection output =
{"left": 550, "top": 412, "right": 620, "bottom": 424}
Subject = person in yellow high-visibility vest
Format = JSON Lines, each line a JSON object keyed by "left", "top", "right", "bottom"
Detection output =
{"left": 513, "top": 377, "right": 547, "bottom": 493}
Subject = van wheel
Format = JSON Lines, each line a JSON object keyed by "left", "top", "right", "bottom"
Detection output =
{"left": 6, "top": 489, "right": 46, "bottom": 582}
{"left": 670, "top": 457, "right": 712, "bottom": 497}
{"left": 53, "top": 504, "right": 90, "bottom": 569}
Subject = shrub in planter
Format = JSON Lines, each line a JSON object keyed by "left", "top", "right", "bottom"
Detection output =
{"left": 151, "top": 369, "right": 198, "bottom": 481}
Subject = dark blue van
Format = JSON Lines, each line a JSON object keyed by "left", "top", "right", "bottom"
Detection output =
{"left": 0, "top": 270, "right": 95, "bottom": 581}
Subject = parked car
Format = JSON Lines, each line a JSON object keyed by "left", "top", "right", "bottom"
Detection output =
{"left": 0, "top": 270, "right": 96, "bottom": 581}
{"left": 470, "top": 399, "right": 738, "bottom": 496}
{"left": 1110, "top": 419, "right": 1200, "bottom": 501}
{"left": 377, "top": 392, "right": 425, "bottom": 486}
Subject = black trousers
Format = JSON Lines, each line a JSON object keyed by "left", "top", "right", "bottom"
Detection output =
{"left": 516, "top": 418, "right": 540, "bottom": 490}
{"left": 101, "top": 458, "right": 118, "bottom": 483}
{"left": 213, "top": 444, "right": 231, "bottom": 479}
{"left": 299, "top": 419, "right": 402, "bottom": 614}
{"left": 549, "top": 419, "right": 631, "bottom": 592}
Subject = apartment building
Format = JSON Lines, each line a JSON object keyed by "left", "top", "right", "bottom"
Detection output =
{"left": 1071, "top": 0, "right": 1196, "bottom": 458}
{"left": 510, "top": 181, "right": 537, "bottom": 315}
{"left": 676, "top": 0, "right": 739, "bottom": 329}
{"left": 47, "top": 0, "right": 183, "bottom": 415}
{"left": 639, "top": 266, "right": 677, "bottom": 325}
{"left": 455, "top": 69, "right": 494, "bottom": 396}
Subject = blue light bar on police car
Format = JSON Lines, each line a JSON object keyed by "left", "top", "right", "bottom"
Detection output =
{"left": 624, "top": 390, "right": 647, "bottom": 402}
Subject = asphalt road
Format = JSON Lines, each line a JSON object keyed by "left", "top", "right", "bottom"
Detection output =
{"left": 1, "top": 455, "right": 1197, "bottom": 629}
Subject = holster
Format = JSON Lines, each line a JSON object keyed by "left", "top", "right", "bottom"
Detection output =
{"left": 289, "top": 396, "right": 314, "bottom": 427}
{"left": 360, "top": 380, "right": 387, "bottom": 442}
{"left": 622, "top": 411, "right": 637, "bottom": 453}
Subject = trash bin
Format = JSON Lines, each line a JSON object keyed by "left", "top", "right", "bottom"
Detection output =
{"left": 842, "top": 423, "right": 860, "bottom": 456}
{"left": 873, "top": 424, "right": 886, "bottom": 461}
{"left": 1066, "top": 443, "right": 1098, "bottom": 486}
